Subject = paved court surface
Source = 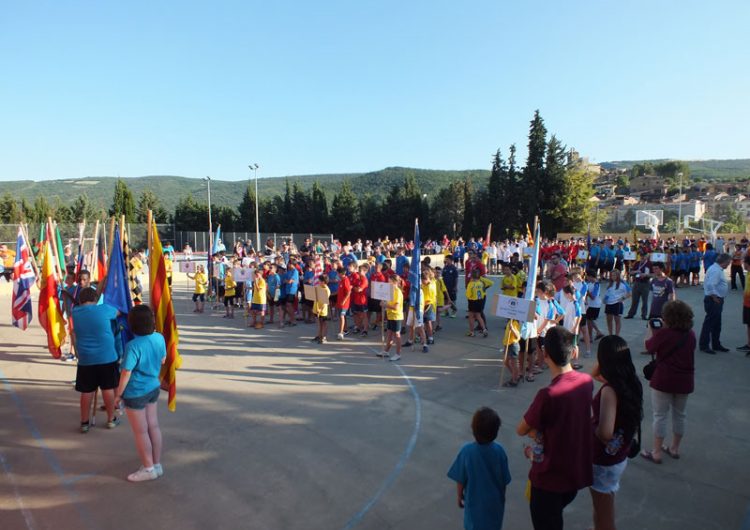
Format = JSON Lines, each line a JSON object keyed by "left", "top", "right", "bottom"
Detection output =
{"left": 1, "top": 273, "right": 749, "bottom": 530}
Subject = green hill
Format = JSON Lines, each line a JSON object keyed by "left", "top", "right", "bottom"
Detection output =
{"left": 600, "top": 158, "right": 750, "bottom": 180}
{"left": 1, "top": 167, "right": 490, "bottom": 213}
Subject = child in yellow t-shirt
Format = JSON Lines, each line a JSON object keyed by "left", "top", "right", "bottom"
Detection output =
{"left": 250, "top": 269, "right": 267, "bottom": 329}
{"left": 502, "top": 319, "right": 522, "bottom": 386}
{"left": 466, "top": 269, "right": 494, "bottom": 337}
{"left": 187, "top": 264, "right": 208, "bottom": 313}
{"left": 313, "top": 275, "right": 331, "bottom": 344}
{"left": 379, "top": 275, "right": 404, "bottom": 361}
{"left": 500, "top": 264, "right": 519, "bottom": 297}
{"left": 223, "top": 269, "right": 237, "bottom": 319}
{"left": 433, "top": 266, "right": 452, "bottom": 330}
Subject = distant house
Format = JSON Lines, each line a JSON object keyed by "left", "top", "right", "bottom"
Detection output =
{"left": 630, "top": 174, "right": 668, "bottom": 195}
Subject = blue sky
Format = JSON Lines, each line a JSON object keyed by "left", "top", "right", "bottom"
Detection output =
{"left": 1, "top": 0, "right": 748, "bottom": 182}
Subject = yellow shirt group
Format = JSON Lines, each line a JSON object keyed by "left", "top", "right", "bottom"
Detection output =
{"left": 193, "top": 271, "right": 207, "bottom": 294}
{"left": 224, "top": 274, "right": 236, "bottom": 297}
{"left": 466, "top": 277, "right": 494, "bottom": 301}
{"left": 422, "top": 280, "right": 437, "bottom": 310}
{"left": 501, "top": 274, "right": 518, "bottom": 297}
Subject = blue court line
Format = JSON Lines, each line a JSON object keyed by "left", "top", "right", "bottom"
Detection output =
{"left": 341, "top": 352, "right": 423, "bottom": 530}
{"left": 0, "top": 368, "right": 98, "bottom": 530}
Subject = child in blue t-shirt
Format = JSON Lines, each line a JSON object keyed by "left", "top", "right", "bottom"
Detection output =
{"left": 448, "top": 407, "right": 512, "bottom": 530}
{"left": 114, "top": 305, "right": 167, "bottom": 483}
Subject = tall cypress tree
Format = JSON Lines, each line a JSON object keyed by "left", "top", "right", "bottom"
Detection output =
{"left": 521, "top": 110, "right": 547, "bottom": 229}
{"left": 282, "top": 179, "right": 293, "bottom": 231}
{"left": 109, "top": 178, "right": 136, "bottom": 222}
{"left": 310, "top": 181, "right": 330, "bottom": 233}
{"left": 237, "top": 185, "right": 258, "bottom": 231}
{"left": 542, "top": 135, "right": 567, "bottom": 229}
{"left": 331, "top": 181, "right": 360, "bottom": 241}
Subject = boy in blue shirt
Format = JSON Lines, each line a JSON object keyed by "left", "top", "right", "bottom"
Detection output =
{"left": 448, "top": 407, "right": 512, "bottom": 530}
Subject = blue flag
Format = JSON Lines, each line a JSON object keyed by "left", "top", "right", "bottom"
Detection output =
{"left": 103, "top": 226, "right": 133, "bottom": 356}
{"left": 408, "top": 220, "right": 422, "bottom": 320}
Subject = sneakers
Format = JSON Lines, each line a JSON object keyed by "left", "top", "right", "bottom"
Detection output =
{"left": 466, "top": 331, "right": 475, "bottom": 337}
{"left": 360, "top": 331, "right": 368, "bottom": 338}
{"left": 434, "top": 325, "right": 442, "bottom": 332}
{"left": 737, "top": 344, "right": 750, "bottom": 351}
{"left": 107, "top": 416, "right": 121, "bottom": 429}
{"left": 337, "top": 333, "right": 344, "bottom": 341}
{"left": 311, "top": 337, "right": 321, "bottom": 343}
{"left": 422, "top": 345, "right": 429, "bottom": 353}
{"left": 426, "top": 337, "right": 434, "bottom": 345}
{"left": 320, "top": 337, "right": 327, "bottom": 344}
{"left": 402, "top": 341, "right": 413, "bottom": 348}
{"left": 376, "top": 350, "right": 388, "bottom": 357}
{"left": 482, "top": 329, "right": 489, "bottom": 338}
{"left": 80, "top": 421, "right": 90, "bottom": 434}
{"left": 154, "top": 463, "right": 164, "bottom": 477}
{"left": 389, "top": 353, "right": 401, "bottom": 362}
{"left": 127, "top": 466, "right": 159, "bottom": 482}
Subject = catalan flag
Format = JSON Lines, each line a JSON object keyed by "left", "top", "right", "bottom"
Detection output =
{"left": 526, "top": 223, "right": 534, "bottom": 246}
{"left": 150, "top": 222, "right": 182, "bottom": 411}
{"left": 38, "top": 240, "right": 67, "bottom": 358}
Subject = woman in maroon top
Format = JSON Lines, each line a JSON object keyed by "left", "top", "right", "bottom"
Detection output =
{"left": 590, "top": 335, "right": 643, "bottom": 530}
{"left": 641, "top": 300, "right": 696, "bottom": 464}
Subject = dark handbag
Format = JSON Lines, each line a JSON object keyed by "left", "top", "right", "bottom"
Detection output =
{"left": 643, "top": 332, "right": 689, "bottom": 380}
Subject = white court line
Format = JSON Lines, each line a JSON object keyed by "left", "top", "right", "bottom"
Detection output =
{"left": 340, "top": 349, "right": 422, "bottom": 530}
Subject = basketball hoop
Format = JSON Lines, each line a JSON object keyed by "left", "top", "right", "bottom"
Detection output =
{"left": 636, "top": 210, "right": 663, "bottom": 240}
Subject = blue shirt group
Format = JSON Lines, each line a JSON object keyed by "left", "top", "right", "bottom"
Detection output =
{"left": 448, "top": 441, "right": 512, "bottom": 530}
{"left": 71, "top": 304, "right": 119, "bottom": 366}
{"left": 122, "top": 332, "right": 167, "bottom": 399}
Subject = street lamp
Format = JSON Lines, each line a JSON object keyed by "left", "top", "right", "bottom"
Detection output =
{"left": 249, "top": 164, "right": 260, "bottom": 252}
{"left": 204, "top": 176, "right": 213, "bottom": 297}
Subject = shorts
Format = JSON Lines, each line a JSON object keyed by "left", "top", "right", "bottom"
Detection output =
{"left": 368, "top": 299, "right": 381, "bottom": 313}
{"left": 303, "top": 299, "right": 314, "bottom": 308}
{"left": 192, "top": 293, "right": 205, "bottom": 302}
{"left": 224, "top": 295, "right": 235, "bottom": 307}
{"left": 352, "top": 304, "right": 368, "bottom": 314}
{"left": 123, "top": 386, "right": 160, "bottom": 410}
{"left": 337, "top": 307, "right": 350, "bottom": 317}
{"left": 580, "top": 314, "right": 587, "bottom": 325}
{"left": 743, "top": 306, "right": 750, "bottom": 325}
{"left": 75, "top": 361, "right": 120, "bottom": 393}
{"left": 586, "top": 307, "right": 600, "bottom": 321}
{"left": 387, "top": 319, "right": 403, "bottom": 333}
{"left": 285, "top": 294, "right": 297, "bottom": 304}
{"left": 690, "top": 267, "right": 700, "bottom": 275}
{"left": 506, "top": 341, "right": 520, "bottom": 358}
{"left": 468, "top": 299, "right": 484, "bottom": 313}
{"left": 605, "top": 303, "right": 623, "bottom": 316}
{"left": 614, "top": 261, "right": 624, "bottom": 271}
{"left": 268, "top": 298, "right": 277, "bottom": 308}
{"left": 591, "top": 460, "right": 628, "bottom": 494}
{"left": 329, "top": 294, "right": 338, "bottom": 307}
{"left": 406, "top": 308, "right": 424, "bottom": 327}
{"left": 423, "top": 306, "right": 435, "bottom": 322}
{"left": 251, "top": 303, "right": 267, "bottom": 312}
{"left": 519, "top": 338, "right": 529, "bottom": 353}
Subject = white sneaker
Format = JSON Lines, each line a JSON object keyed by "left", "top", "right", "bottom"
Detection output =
{"left": 127, "top": 466, "right": 158, "bottom": 482}
{"left": 376, "top": 351, "right": 388, "bottom": 357}
{"left": 337, "top": 333, "right": 344, "bottom": 341}
{"left": 154, "top": 463, "right": 164, "bottom": 477}
{"left": 389, "top": 353, "right": 401, "bottom": 362}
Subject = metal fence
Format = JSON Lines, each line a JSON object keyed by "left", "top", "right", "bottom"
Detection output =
{"left": 173, "top": 231, "right": 334, "bottom": 253}
{"left": 0, "top": 223, "right": 174, "bottom": 251}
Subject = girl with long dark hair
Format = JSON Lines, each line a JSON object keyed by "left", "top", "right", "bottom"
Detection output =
{"left": 590, "top": 335, "right": 643, "bottom": 530}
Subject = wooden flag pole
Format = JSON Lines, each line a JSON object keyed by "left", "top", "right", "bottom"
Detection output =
{"left": 47, "top": 217, "right": 63, "bottom": 282}
{"left": 91, "top": 220, "right": 100, "bottom": 279}
{"left": 19, "top": 223, "right": 40, "bottom": 279}
{"left": 108, "top": 216, "right": 116, "bottom": 261}
{"left": 119, "top": 215, "right": 125, "bottom": 245}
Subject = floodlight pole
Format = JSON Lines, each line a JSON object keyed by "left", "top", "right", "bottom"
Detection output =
{"left": 677, "top": 172, "right": 684, "bottom": 234}
{"left": 249, "top": 163, "right": 260, "bottom": 252}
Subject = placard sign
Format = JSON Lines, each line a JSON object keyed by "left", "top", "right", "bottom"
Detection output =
{"left": 650, "top": 253, "right": 667, "bottom": 263}
{"left": 370, "top": 281, "right": 394, "bottom": 301}
{"left": 303, "top": 284, "right": 330, "bottom": 302}
{"left": 494, "top": 294, "right": 535, "bottom": 322}
{"left": 577, "top": 250, "right": 589, "bottom": 260}
{"left": 233, "top": 268, "right": 254, "bottom": 282}
{"left": 623, "top": 251, "right": 637, "bottom": 261}
{"left": 179, "top": 261, "right": 196, "bottom": 273}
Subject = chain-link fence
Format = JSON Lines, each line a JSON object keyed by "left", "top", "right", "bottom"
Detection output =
{"left": 0, "top": 223, "right": 174, "bottom": 251}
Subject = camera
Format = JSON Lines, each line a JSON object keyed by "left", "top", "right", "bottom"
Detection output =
{"left": 648, "top": 318, "right": 663, "bottom": 329}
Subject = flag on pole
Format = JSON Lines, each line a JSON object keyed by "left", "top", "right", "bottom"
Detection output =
{"left": 312, "top": 254, "right": 324, "bottom": 285}
{"left": 524, "top": 223, "right": 541, "bottom": 301}
{"left": 526, "top": 223, "right": 534, "bottom": 246}
{"left": 122, "top": 226, "right": 142, "bottom": 304}
{"left": 96, "top": 226, "right": 107, "bottom": 283}
{"left": 207, "top": 224, "right": 221, "bottom": 294}
{"left": 409, "top": 219, "right": 422, "bottom": 321}
{"left": 150, "top": 222, "right": 182, "bottom": 411}
{"left": 55, "top": 224, "right": 66, "bottom": 273}
{"left": 38, "top": 240, "right": 67, "bottom": 358}
{"left": 484, "top": 223, "right": 492, "bottom": 249}
{"left": 103, "top": 227, "right": 133, "bottom": 356}
{"left": 12, "top": 227, "right": 35, "bottom": 330}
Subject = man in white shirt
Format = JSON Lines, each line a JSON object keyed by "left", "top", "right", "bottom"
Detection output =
{"left": 699, "top": 253, "right": 731, "bottom": 354}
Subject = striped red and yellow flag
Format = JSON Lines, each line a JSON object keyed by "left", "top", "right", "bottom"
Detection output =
{"left": 149, "top": 223, "right": 182, "bottom": 411}
{"left": 38, "top": 240, "right": 67, "bottom": 358}
{"left": 526, "top": 223, "right": 534, "bottom": 246}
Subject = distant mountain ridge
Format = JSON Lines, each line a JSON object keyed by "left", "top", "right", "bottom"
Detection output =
{"left": 3, "top": 159, "right": 748, "bottom": 213}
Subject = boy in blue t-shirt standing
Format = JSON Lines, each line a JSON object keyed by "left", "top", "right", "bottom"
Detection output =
{"left": 448, "top": 407, "right": 512, "bottom": 530}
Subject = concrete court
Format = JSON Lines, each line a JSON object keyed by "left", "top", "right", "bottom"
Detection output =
{"left": 1, "top": 272, "right": 749, "bottom": 530}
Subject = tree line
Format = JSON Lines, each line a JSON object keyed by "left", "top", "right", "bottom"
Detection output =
{"left": 0, "top": 111, "right": 598, "bottom": 240}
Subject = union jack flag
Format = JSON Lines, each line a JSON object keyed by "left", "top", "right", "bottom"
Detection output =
{"left": 12, "top": 227, "right": 35, "bottom": 330}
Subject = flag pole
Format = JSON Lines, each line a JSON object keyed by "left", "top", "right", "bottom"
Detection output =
{"left": 147, "top": 210, "right": 153, "bottom": 306}
{"left": 499, "top": 338, "right": 510, "bottom": 387}
{"left": 19, "top": 223, "right": 40, "bottom": 278}
{"left": 91, "top": 220, "right": 100, "bottom": 279}
{"left": 108, "top": 216, "right": 116, "bottom": 261}
{"left": 47, "top": 217, "right": 63, "bottom": 281}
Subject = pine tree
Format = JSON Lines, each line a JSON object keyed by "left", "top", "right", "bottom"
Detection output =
{"left": 542, "top": 135, "right": 567, "bottom": 229}
{"left": 310, "top": 182, "right": 330, "bottom": 233}
{"left": 507, "top": 144, "right": 520, "bottom": 235}
{"left": 136, "top": 189, "right": 169, "bottom": 223}
{"left": 31, "top": 196, "right": 52, "bottom": 223}
{"left": 109, "top": 179, "right": 136, "bottom": 222}
{"left": 461, "top": 178, "right": 474, "bottom": 239}
{"left": 331, "top": 181, "right": 361, "bottom": 241}
{"left": 282, "top": 179, "right": 293, "bottom": 230}
{"left": 70, "top": 194, "right": 99, "bottom": 222}
{"left": 291, "top": 182, "right": 311, "bottom": 232}
{"left": 0, "top": 193, "right": 21, "bottom": 223}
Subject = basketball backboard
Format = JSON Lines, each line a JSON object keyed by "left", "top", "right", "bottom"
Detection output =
{"left": 635, "top": 210, "right": 663, "bottom": 226}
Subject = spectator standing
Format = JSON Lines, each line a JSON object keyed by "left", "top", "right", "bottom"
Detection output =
{"left": 699, "top": 253, "right": 731, "bottom": 354}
